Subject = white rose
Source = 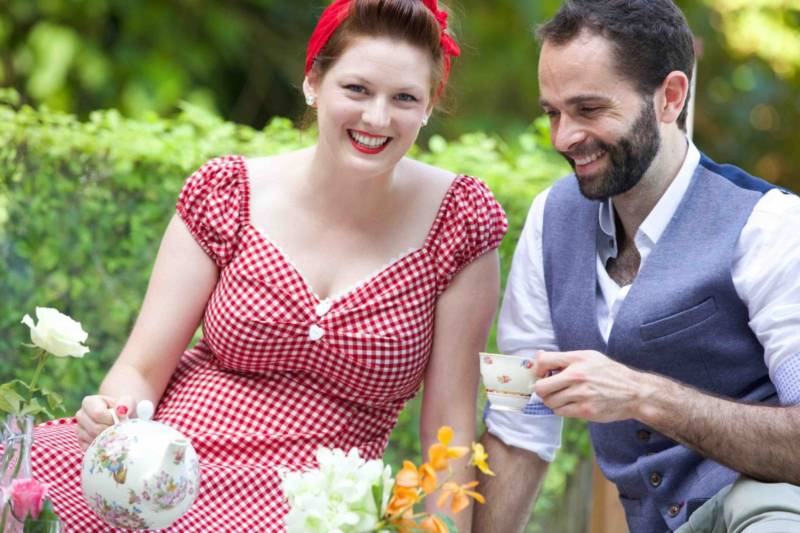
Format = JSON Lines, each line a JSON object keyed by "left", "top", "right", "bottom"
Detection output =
{"left": 21, "top": 307, "right": 90, "bottom": 358}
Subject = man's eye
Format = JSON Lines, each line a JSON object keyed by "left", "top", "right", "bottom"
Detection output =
{"left": 580, "top": 106, "right": 600, "bottom": 115}
{"left": 396, "top": 93, "right": 418, "bottom": 103}
{"left": 545, "top": 110, "right": 560, "bottom": 118}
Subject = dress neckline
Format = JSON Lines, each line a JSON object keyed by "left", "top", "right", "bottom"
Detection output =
{"left": 238, "top": 155, "right": 465, "bottom": 304}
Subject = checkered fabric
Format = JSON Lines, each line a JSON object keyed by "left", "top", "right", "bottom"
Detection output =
{"left": 20, "top": 155, "right": 507, "bottom": 532}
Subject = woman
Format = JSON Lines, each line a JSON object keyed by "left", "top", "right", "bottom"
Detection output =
{"left": 30, "top": 0, "right": 507, "bottom": 530}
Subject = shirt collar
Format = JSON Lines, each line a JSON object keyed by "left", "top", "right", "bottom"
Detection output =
{"left": 598, "top": 138, "right": 700, "bottom": 258}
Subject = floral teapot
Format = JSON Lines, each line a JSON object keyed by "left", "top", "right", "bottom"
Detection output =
{"left": 80, "top": 400, "right": 200, "bottom": 530}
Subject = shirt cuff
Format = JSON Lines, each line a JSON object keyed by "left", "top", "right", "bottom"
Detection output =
{"left": 483, "top": 401, "right": 563, "bottom": 462}
{"left": 773, "top": 354, "right": 800, "bottom": 405}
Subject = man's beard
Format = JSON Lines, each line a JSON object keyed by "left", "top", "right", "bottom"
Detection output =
{"left": 562, "top": 98, "right": 661, "bottom": 200}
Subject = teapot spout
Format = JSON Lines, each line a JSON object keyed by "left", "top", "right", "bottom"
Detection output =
{"left": 162, "top": 439, "right": 189, "bottom": 471}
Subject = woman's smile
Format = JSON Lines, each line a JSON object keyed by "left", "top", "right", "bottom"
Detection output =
{"left": 348, "top": 129, "right": 393, "bottom": 154}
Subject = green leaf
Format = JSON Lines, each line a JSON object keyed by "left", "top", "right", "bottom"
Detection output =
{"left": 23, "top": 499, "right": 61, "bottom": 532}
{"left": 0, "top": 382, "right": 25, "bottom": 415}
{"left": 42, "top": 389, "right": 63, "bottom": 411}
{"left": 20, "top": 398, "right": 44, "bottom": 417}
{"left": 372, "top": 481, "right": 384, "bottom": 517}
{"left": 438, "top": 514, "right": 457, "bottom": 533}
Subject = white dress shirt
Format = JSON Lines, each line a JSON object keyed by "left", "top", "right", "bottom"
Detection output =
{"left": 486, "top": 141, "right": 800, "bottom": 461}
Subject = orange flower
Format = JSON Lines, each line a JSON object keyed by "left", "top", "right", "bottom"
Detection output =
{"left": 386, "top": 486, "right": 420, "bottom": 517}
{"left": 388, "top": 508, "right": 417, "bottom": 533}
{"left": 428, "top": 426, "right": 469, "bottom": 471}
{"left": 419, "top": 462, "right": 438, "bottom": 494}
{"left": 395, "top": 460, "right": 420, "bottom": 489}
{"left": 470, "top": 442, "right": 495, "bottom": 476}
{"left": 436, "top": 481, "right": 485, "bottom": 514}
{"left": 420, "top": 514, "right": 449, "bottom": 533}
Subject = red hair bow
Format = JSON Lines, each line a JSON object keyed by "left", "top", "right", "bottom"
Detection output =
{"left": 305, "top": 0, "right": 460, "bottom": 97}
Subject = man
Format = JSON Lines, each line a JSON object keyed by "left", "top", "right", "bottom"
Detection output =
{"left": 472, "top": 1, "right": 800, "bottom": 532}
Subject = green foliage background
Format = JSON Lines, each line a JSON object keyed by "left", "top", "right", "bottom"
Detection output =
{"left": 2, "top": 0, "right": 798, "bottom": 188}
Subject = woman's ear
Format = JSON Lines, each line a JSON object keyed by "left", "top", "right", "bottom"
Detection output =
{"left": 303, "top": 75, "right": 318, "bottom": 107}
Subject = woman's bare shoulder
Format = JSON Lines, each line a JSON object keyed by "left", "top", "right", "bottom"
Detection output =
{"left": 400, "top": 157, "right": 458, "bottom": 194}
{"left": 246, "top": 148, "right": 312, "bottom": 183}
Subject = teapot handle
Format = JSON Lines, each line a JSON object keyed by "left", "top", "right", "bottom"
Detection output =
{"left": 107, "top": 400, "right": 155, "bottom": 425}
{"left": 108, "top": 403, "right": 130, "bottom": 426}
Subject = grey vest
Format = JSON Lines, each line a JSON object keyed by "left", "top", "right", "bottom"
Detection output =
{"left": 542, "top": 155, "right": 780, "bottom": 532}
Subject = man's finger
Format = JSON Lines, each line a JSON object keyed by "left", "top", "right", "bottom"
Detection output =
{"left": 533, "top": 351, "right": 574, "bottom": 378}
{"left": 534, "top": 371, "right": 573, "bottom": 398}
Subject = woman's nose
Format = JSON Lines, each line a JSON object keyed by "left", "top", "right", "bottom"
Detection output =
{"left": 362, "top": 98, "right": 391, "bottom": 129}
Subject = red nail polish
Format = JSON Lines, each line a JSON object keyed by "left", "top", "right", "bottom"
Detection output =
{"left": 116, "top": 405, "right": 129, "bottom": 416}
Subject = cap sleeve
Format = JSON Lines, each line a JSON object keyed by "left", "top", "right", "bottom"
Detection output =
{"left": 176, "top": 156, "right": 247, "bottom": 268}
{"left": 432, "top": 175, "right": 508, "bottom": 294}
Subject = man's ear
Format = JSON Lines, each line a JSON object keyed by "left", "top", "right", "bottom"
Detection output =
{"left": 657, "top": 70, "right": 690, "bottom": 125}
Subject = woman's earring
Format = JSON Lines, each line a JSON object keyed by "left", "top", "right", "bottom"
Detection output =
{"left": 305, "top": 95, "right": 316, "bottom": 107}
{"left": 421, "top": 115, "right": 429, "bottom": 127}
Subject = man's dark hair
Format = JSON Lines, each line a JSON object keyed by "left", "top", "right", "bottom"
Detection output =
{"left": 537, "top": 0, "right": 695, "bottom": 131}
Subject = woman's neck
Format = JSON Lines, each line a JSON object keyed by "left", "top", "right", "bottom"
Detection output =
{"left": 300, "top": 144, "right": 400, "bottom": 225}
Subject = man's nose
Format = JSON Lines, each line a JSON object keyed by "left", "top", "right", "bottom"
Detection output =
{"left": 551, "top": 115, "right": 586, "bottom": 153}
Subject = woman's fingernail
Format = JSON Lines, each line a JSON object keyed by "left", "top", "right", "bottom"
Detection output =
{"left": 116, "top": 405, "right": 129, "bottom": 416}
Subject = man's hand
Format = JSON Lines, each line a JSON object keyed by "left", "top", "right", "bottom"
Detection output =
{"left": 533, "top": 350, "right": 649, "bottom": 422}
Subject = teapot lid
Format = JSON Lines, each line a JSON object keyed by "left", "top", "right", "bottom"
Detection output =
{"left": 136, "top": 400, "right": 154, "bottom": 421}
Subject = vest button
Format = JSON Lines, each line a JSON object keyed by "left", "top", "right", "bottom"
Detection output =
{"left": 636, "top": 429, "right": 652, "bottom": 442}
{"left": 667, "top": 503, "right": 682, "bottom": 517}
{"left": 649, "top": 472, "right": 662, "bottom": 487}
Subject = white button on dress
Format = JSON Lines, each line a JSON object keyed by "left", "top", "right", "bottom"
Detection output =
{"left": 315, "top": 300, "right": 332, "bottom": 317}
{"left": 308, "top": 324, "right": 324, "bottom": 341}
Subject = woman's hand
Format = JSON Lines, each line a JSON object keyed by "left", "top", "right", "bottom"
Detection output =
{"left": 74, "top": 394, "right": 134, "bottom": 451}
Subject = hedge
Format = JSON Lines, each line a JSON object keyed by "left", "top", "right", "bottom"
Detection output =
{"left": 0, "top": 88, "right": 588, "bottom": 531}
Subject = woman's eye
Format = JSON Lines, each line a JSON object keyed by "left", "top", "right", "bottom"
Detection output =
{"left": 344, "top": 84, "right": 366, "bottom": 94}
{"left": 396, "top": 93, "right": 418, "bottom": 103}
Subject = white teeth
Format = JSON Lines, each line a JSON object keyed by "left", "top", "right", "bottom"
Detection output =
{"left": 574, "top": 151, "right": 605, "bottom": 166}
{"left": 349, "top": 131, "right": 389, "bottom": 148}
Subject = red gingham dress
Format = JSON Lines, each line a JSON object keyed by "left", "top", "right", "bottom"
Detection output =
{"left": 24, "top": 156, "right": 507, "bottom": 531}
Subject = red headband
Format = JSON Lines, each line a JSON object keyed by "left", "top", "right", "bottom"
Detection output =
{"left": 305, "top": 0, "right": 461, "bottom": 98}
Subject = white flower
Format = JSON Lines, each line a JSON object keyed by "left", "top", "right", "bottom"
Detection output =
{"left": 21, "top": 307, "right": 89, "bottom": 358}
{"left": 281, "top": 447, "right": 395, "bottom": 533}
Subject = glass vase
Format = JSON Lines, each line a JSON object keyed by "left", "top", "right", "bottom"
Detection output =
{"left": 1, "top": 415, "right": 34, "bottom": 533}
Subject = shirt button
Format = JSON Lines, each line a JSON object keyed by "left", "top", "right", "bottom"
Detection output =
{"left": 308, "top": 324, "right": 324, "bottom": 341}
{"left": 649, "top": 472, "right": 662, "bottom": 487}
{"left": 315, "top": 300, "right": 332, "bottom": 317}
{"left": 636, "top": 429, "right": 652, "bottom": 442}
{"left": 667, "top": 503, "right": 682, "bottom": 517}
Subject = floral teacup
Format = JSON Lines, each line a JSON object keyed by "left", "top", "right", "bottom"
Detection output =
{"left": 479, "top": 352, "right": 538, "bottom": 412}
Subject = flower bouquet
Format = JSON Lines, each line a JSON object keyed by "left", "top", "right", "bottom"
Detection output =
{"left": 281, "top": 426, "right": 494, "bottom": 532}
{"left": 1, "top": 307, "right": 89, "bottom": 532}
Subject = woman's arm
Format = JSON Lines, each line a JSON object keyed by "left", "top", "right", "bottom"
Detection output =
{"left": 76, "top": 215, "right": 218, "bottom": 446}
{"left": 420, "top": 249, "right": 501, "bottom": 531}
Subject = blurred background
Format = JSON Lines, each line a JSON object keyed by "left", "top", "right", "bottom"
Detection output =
{"left": 2, "top": 0, "right": 799, "bottom": 187}
{"left": 1, "top": 1, "right": 799, "bottom": 531}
